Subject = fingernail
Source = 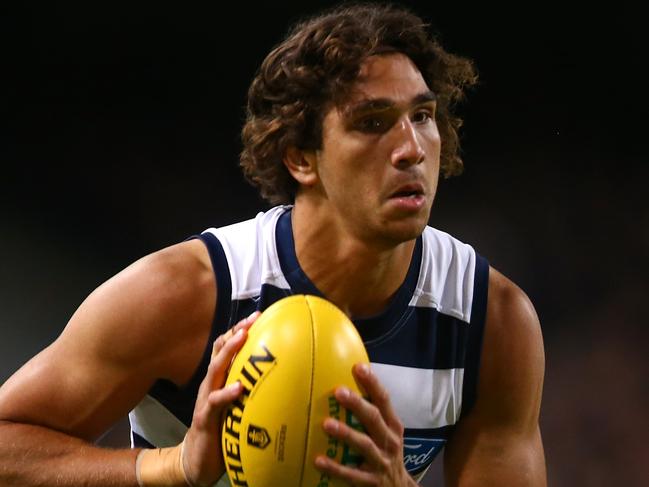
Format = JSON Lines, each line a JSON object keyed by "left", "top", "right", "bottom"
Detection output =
{"left": 324, "top": 418, "right": 339, "bottom": 433}
{"left": 228, "top": 381, "right": 242, "bottom": 392}
{"left": 236, "top": 328, "right": 244, "bottom": 337}
{"left": 337, "top": 387, "right": 350, "bottom": 400}
{"left": 358, "top": 363, "right": 370, "bottom": 376}
{"left": 315, "top": 456, "right": 327, "bottom": 468}
{"left": 247, "top": 311, "right": 259, "bottom": 320}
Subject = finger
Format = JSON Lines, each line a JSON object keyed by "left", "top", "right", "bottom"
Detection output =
{"left": 197, "top": 328, "right": 247, "bottom": 402}
{"left": 193, "top": 381, "right": 243, "bottom": 430}
{"left": 314, "top": 454, "right": 376, "bottom": 487}
{"left": 333, "top": 385, "right": 397, "bottom": 455}
{"left": 205, "top": 382, "right": 243, "bottom": 420}
{"left": 210, "top": 328, "right": 249, "bottom": 387}
{"left": 212, "top": 311, "right": 260, "bottom": 357}
{"left": 322, "top": 417, "right": 384, "bottom": 469}
{"left": 352, "top": 363, "right": 404, "bottom": 434}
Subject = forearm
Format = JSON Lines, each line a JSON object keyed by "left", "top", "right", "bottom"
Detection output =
{"left": 0, "top": 420, "right": 140, "bottom": 487}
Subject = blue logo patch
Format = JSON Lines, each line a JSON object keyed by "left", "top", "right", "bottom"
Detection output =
{"left": 403, "top": 437, "right": 446, "bottom": 475}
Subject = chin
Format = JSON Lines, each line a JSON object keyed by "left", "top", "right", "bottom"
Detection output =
{"left": 377, "top": 218, "right": 428, "bottom": 247}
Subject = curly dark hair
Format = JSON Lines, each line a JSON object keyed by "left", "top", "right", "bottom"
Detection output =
{"left": 240, "top": 2, "right": 477, "bottom": 205}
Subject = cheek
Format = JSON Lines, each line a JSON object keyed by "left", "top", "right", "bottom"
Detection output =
{"left": 331, "top": 153, "right": 383, "bottom": 207}
{"left": 427, "top": 125, "right": 442, "bottom": 155}
{"left": 330, "top": 142, "right": 379, "bottom": 181}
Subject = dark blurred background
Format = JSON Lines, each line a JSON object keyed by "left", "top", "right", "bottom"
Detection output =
{"left": 1, "top": 2, "right": 647, "bottom": 485}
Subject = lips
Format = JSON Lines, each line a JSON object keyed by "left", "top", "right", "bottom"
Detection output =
{"left": 386, "top": 182, "right": 427, "bottom": 212}
{"left": 389, "top": 183, "right": 425, "bottom": 199}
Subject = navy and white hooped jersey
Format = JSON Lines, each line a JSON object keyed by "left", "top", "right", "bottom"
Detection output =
{"left": 129, "top": 205, "right": 489, "bottom": 484}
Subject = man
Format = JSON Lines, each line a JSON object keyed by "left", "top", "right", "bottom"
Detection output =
{"left": 0, "top": 3, "right": 546, "bottom": 486}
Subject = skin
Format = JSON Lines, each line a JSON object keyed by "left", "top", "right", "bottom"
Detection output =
{"left": 286, "top": 54, "right": 547, "bottom": 485}
{"left": 0, "top": 240, "right": 253, "bottom": 486}
{"left": 286, "top": 53, "right": 440, "bottom": 318}
{"left": 0, "top": 53, "right": 546, "bottom": 486}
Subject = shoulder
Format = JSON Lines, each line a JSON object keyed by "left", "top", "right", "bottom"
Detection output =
{"left": 478, "top": 267, "right": 545, "bottom": 426}
{"left": 127, "top": 238, "right": 215, "bottom": 306}
{"left": 485, "top": 267, "right": 544, "bottom": 380}
{"left": 100, "top": 238, "right": 214, "bottom": 322}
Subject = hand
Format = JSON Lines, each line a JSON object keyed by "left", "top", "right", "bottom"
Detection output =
{"left": 315, "top": 363, "right": 416, "bottom": 487}
{"left": 181, "top": 312, "right": 260, "bottom": 487}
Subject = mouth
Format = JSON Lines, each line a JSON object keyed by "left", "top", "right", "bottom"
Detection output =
{"left": 389, "top": 184, "right": 425, "bottom": 199}
{"left": 386, "top": 183, "right": 427, "bottom": 212}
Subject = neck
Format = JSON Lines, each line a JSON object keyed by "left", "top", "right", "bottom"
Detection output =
{"left": 291, "top": 201, "right": 416, "bottom": 318}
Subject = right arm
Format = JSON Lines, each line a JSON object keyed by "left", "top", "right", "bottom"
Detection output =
{"left": 0, "top": 239, "right": 248, "bottom": 486}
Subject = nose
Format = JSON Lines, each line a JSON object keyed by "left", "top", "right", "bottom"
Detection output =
{"left": 390, "top": 118, "right": 425, "bottom": 168}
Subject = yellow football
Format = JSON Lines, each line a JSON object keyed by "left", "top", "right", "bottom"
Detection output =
{"left": 221, "top": 294, "right": 369, "bottom": 487}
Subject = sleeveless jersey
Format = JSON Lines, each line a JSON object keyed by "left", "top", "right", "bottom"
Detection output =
{"left": 129, "top": 205, "right": 489, "bottom": 485}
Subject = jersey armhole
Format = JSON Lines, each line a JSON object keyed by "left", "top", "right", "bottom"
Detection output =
{"left": 141, "top": 233, "right": 234, "bottom": 428}
{"left": 192, "top": 232, "right": 233, "bottom": 337}
{"left": 177, "top": 233, "right": 233, "bottom": 392}
{"left": 460, "top": 254, "right": 489, "bottom": 419}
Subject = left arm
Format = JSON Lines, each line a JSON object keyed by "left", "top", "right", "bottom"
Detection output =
{"left": 314, "top": 266, "right": 546, "bottom": 486}
{"left": 443, "top": 267, "right": 546, "bottom": 486}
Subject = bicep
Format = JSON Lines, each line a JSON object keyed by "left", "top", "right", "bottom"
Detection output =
{"left": 444, "top": 416, "right": 546, "bottom": 486}
{"left": 0, "top": 334, "right": 155, "bottom": 442}
{"left": 0, "top": 240, "right": 215, "bottom": 442}
{"left": 0, "top": 274, "right": 164, "bottom": 441}
{"left": 443, "top": 268, "right": 546, "bottom": 486}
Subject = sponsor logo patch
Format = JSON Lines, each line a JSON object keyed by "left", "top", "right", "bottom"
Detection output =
{"left": 403, "top": 437, "right": 446, "bottom": 475}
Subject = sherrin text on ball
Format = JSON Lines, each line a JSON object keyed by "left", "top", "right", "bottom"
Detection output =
{"left": 221, "top": 294, "right": 369, "bottom": 487}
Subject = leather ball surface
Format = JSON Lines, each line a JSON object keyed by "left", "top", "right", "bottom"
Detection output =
{"left": 221, "top": 294, "right": 369, "bottom": 487}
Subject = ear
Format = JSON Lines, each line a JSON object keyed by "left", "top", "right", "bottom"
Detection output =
{"left": 283, "top": 146, "right": 318, "bottom": 187}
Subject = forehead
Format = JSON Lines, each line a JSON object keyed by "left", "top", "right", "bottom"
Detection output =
{"left": 344, "top": 53, "right": 430, "bottom": 106}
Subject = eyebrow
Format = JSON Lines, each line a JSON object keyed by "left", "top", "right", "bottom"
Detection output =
{"left": 343, "top": 90, "right": 437, "bottom": 117}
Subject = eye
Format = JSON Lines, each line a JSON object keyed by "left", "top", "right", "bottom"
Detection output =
{"left": 412, "top": 109, "right": 434, "bottom": 124}
{"left": 356, "top": 116, "right": 388, "bottom": 133}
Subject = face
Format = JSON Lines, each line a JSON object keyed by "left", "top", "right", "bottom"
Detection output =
{"left": 304, "top": 53, "right": 441, "bottom": 247}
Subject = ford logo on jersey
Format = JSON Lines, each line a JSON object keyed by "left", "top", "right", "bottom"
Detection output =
{"left": 403, "top": 437, "right": 446, "bottom": 475}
